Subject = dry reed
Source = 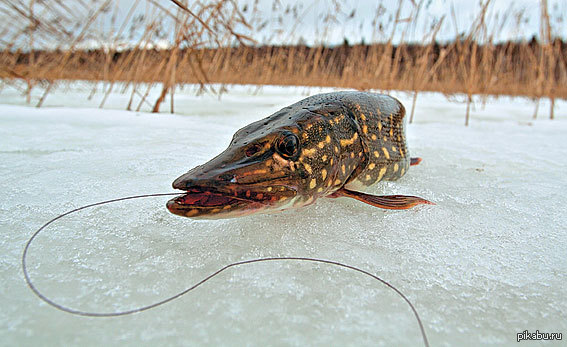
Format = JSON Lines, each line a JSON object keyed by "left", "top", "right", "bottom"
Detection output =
{"left": 0, "top": 0, "right": 565, "bottom": 124}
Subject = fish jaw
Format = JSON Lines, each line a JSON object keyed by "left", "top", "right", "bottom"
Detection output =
{"left": 166, "top": 184, "right": 298, "bottom": 219}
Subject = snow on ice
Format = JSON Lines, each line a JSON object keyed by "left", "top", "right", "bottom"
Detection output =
{"left": 0, "top": 83, "right": 565, "bottom": 345}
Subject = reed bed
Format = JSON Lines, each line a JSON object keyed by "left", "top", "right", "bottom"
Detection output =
{"left": 0, "top": 0, "right": 565, "bottom": 123}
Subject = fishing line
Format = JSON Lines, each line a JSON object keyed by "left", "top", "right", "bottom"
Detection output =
{"left": 22, "top": 192, "right": 429, "bottom": 347}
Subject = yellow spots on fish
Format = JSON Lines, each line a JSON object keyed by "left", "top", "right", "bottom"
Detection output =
{"left": 327, "top": 179, "right": 333, "bottom": 187}
{"left": 334, "top": 146, "right": 339, "bottom": 153}
{"left": 371, "top": 134, "right": 377, "bottom": 141}
{"left": 378, "top": 122, "right": 382, "bottom": 131}
{"left": 373, "top": 150, "right": 380, "bottom": 158}
{"left": 291, "top": 128, "right": 300, "bottom": 135}
{"left": 264, "top": 159, "right": 273, "bottom": 167}
{"left": 334, "top": 115, "right": 344, "bottom": 124}
{"left": 330, "top": 158, "right": 334, "bottom": 165}
{"left": 317, "top": 187, "right": 323, "bottom": 193}
{"left": 267, "top": 186, "right": 273, "bottom": 192}
{"left": 365, "top": 174, "right": 371, "bottom": 181}
{"left": 309, "top": 178, "right": 317, "bottom": 189}
{"left": 390, "top": 128, "right": 394, "bottom": 137}
{"left": 262, "top": 142, "right": 271, "bottom": 151}
{"left": 340, "top": 132, "right": 358, "bottom": 147}
{"left": 325, "top": 135, "right": 331, "bottom": 143}
{"left": 305, "top": 123, "right": 313, "bottom": 130}
{"left": 246, "top": 190, "right": 251, "bottom": 198}
{"left": 302, "top": 133, "right": 309, "bottom": 140}
{"left": 400, "top": 149, "right": 405, "bottom": 157}
{"left": 350, "top": 152, "right": 355, "bottom": 158}
{"left": 368, "top": 163, "right": 376, "bottom": 170}
{"left": 317, "top": 141, "right": 326, "bottom": 149}
{"left": 362, "top": 125, "right": 368, "bottom": 134}
{"left": 377, "top": 167, "right": 387, "bottom": 181}
{"left": 302, "top": 148, "right": 317, "bottom": 157}
{"left": 321, "top": 169, "right": 327, "bottom": 180}
{"left": 341, "top": 164, "right": 346, "bottom": 175}
{"left": 391, "top": 146, "right": 397, "bottom": 153}
{"left": 186, "top": 209, "right": 198, "bottom": 217}
{"left": 401, "top": 167, "right": 405, "bottom": 175}
{"left": 211, "top": 208, "right": 221, "bottom": 213}
{"left": 393, "top": 163, "right": 399, "bottom": 172}
{"left": 322, "top": 154, "right": 327, "bottom": 161}
{"left": 382, "top": 147, "right": 390, "bottom": 159}
{"left": 304, "top": 163, "right": 312, "bottom": 174}
{"left": 223, "top": 205, "right": 232, "bottom": 210}
{"left": 360, "top": 113, "right": 366, "bottom": 121}
{"left": 279, "top": 196, "right": 288, "bottom": 201}
{"left": 334, "top": 179, "right": 342, "bottom": 186}
{"left": 272, "top": 153, "right": 289, "bottom": 169}
{"left": 376, "top": 107, "right": 382, "bottom": 115}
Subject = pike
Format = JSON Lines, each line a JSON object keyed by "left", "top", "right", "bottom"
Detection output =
{"left": 167, "top": 92, "right": 433, "bottom": 219}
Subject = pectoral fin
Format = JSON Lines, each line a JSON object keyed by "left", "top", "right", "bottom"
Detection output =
{"left": 334, "top": 188, "right": 434, "bottom": 210}
{"left": 410, "top": 157, "right": 422, "bottom": 166}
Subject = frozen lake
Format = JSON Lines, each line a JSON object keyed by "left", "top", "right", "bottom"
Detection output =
{"left": 1, "top": 83, "right": 566, "bottom": 346}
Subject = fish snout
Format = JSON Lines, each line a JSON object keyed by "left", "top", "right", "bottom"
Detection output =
{"left": 172, "top": 174, "right": 194, "bottom": 190}
{"left": 172, "top": 168, "right": 236, "bottom": 190}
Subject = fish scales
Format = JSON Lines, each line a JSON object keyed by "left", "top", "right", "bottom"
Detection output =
{"left": 231, "top": 91, "right": 408, "bottom": 194}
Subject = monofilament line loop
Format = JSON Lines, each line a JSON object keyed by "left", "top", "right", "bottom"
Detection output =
{"left": 22, "top": 192, "right": 429, "bottom": 347}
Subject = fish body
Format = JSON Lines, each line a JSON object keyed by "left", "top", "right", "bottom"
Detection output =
{"left": 167, "top": 91, "right": 431, "bottom": 219}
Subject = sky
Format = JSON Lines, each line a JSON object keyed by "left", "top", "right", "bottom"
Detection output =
{"left": 236, "top": 0, "right": 565, "bottom": 45}
{"left": 2, "top": 0, "right": 566, "bottom": 49}
{"left": 111, "top": 0, "right": 567, "bottom": 45}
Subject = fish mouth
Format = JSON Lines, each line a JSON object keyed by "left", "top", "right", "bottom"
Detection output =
{"left": 166, "top": 185, "right": 297, "bottom": 219}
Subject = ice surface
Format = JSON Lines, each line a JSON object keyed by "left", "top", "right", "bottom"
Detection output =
{"left": 1, "top": 84, "right": 566, "bottom": 346}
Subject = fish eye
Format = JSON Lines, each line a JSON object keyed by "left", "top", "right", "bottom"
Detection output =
{"left": 276, "top": 132, "right": 300, "bottom": 158}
